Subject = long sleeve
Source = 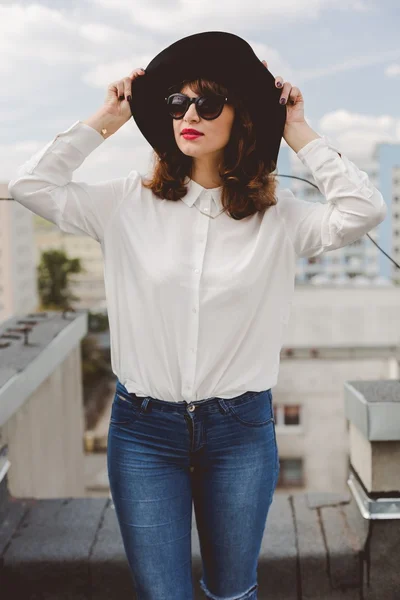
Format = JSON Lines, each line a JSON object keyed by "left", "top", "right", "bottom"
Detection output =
{"left": 276, "top": 135, "right": 387, "bottom": 259}
{"left": 7, "top": 120, "right": 138, "bottom": 244}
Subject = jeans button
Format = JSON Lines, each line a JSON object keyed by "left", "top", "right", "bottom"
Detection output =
{"left": 188, "top": 404, "right": 195, "bottom": 412}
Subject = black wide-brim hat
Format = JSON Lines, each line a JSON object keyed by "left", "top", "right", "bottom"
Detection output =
{"left": 129, "top": 31, "right": 287, "bottom": 169}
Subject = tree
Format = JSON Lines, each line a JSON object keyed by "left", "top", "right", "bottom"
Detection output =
{"left": 37, "top": 249, "right": 85, "bottom": 310}
{"left": 36, "top": 248, "right": 112, "bottom": 413}
{"left": 81, "top": 334, "right": 111, "bottom": 387}
{"left": 88, "top": 311, "right": 109, "bottom": 332}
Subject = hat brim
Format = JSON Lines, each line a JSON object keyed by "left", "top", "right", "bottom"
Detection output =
{"left": 129, "top": 31, "right": 286, "bottom": 167}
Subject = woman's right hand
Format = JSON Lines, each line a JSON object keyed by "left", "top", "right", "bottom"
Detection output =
{"left": 103, "top": 67, "right": 146, "bottom": 125}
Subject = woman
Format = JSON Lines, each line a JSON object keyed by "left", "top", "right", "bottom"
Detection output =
{"left": 8, "top": 31, "right": 386, "bottom": 600}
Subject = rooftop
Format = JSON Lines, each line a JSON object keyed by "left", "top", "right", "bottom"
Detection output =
{"left": 0, "top": 309, "right": 399, "bottom": 599}
{"left": 0, "top": 476, "right": 386, "bottom": 599}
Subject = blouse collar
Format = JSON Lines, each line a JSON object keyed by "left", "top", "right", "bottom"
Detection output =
{"left": 181, "top": 176, "right": 223, "bottom": 212}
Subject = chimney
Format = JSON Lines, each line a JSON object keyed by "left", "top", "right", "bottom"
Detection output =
{"left": 344, "top": 379, "right": 400, "bottom": 596}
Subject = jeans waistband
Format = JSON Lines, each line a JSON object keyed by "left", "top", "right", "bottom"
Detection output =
{"left": 115, "top": 379, "right": 270, "bottom": 415}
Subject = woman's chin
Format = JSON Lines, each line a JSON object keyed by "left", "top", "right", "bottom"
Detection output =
{"left": 179, "top": 147, "right": 200, "bottom": 157}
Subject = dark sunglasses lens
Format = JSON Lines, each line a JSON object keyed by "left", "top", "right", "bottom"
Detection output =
{"left": 197, "top": 96, "right": 223, "bottom": 118}
{"left": 167, "top": 95, "right": 187, "bottom": 118}
{"left": 167, "top": 94, "right": 223, "bottom": 118}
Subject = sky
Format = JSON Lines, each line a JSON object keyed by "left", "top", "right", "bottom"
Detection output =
{"left": 1, "top": 0, "right": 400, "bottom": 185}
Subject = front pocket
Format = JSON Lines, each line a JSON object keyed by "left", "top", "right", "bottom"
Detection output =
{"left": 116, "top": 393, "right": 133, "bottom": 404}
{"left": 227, "top": 390, "right": 274, "bottom": 427}
{"left": 110, "top": 393, "right": 141, "bottom": 425}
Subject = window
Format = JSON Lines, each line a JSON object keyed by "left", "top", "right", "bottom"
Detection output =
{"left": 276, "top": 458, "right": 304, "bottom": 489}
{"left": 274, "top": 404, "right": 301, "bottom": 427}
{"left": 284, "top": 405, "right": 300, "bottom": 426}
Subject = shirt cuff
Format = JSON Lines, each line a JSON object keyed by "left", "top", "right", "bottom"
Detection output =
{"left": 53, "top": 119, "right": 105, "bottom": 156}
{"left": 296, "top": 135, "right": 342, "bottom": 171}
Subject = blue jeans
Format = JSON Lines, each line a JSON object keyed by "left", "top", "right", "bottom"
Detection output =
{"left": 107, "top": 379, "right": 280, "bottom": 600}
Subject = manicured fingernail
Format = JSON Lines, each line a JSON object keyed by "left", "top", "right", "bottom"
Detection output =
{"left": 280, "top": 97, "right": 286, "bottom": 104}
{"left": 277, "top": 81, "right": 282, "bottom": 87}
{"left": 127, "top": 95, "right": 132, "bottom": 102}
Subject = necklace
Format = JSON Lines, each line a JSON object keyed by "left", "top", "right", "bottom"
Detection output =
{"left": 192, "top": 203, "right": 228, "bottom": 219}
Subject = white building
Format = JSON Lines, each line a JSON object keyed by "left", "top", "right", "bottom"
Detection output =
{"left": 0, "top": 182, "right": 38, "bottom": 323}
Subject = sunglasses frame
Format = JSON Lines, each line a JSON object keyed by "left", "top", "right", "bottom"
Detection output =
{"left": 164, "top": 92, "right": 229, "bottom": 120}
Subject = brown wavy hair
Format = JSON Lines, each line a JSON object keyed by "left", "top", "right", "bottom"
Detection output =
{"left": 142, "top": 77, "right": 279, "bottom": 220}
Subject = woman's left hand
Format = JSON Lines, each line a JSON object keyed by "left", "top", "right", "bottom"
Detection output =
{"left": 261, "top": 60, "right": 306, "bottom": 128}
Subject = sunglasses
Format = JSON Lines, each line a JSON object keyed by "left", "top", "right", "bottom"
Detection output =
{"left": 164, "top": 93, "right": 229, "bottom": 120}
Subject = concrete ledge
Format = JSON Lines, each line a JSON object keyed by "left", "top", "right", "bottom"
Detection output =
{"left": 344, "top": 380, "right": 400, "bottom": 441}
{"left": 0, "top": 489, "right": 384, "bottom": 599}
{"left": 0, "top": 310, "right": 88, "bottom": 428}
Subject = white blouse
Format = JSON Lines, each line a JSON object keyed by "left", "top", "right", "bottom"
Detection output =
{"left": 8, "top": 120, "right": 387, "bottom": 403}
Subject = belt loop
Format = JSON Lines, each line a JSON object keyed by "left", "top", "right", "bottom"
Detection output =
{"left": 140, "top": 397, "right": 151, "bottom": 413}
{"left": 217, "top": 398, "right": 229, "bottom": 414}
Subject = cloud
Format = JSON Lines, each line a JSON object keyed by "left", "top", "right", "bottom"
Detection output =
{"left": 318, "top": 109, "right": 400, "bottom": 158}
{"left": 82, "top": 40, "right": 290, "bottom": 92}
{"left": 298, "top": 48, "right": 400, "bottom": 81}
{"left": 0, "top": 117, "right": 155, "bottom": 183}
{"left": 0, "top": 3, "right": 150, "bottom": 83}
{"left": 91, "top": 0, "right": 374, "bottom": 32}
{"left": 0, "top": 4, "right": 95, "bottom": 71}
{"left": 385, "top": 63, "right": 400, "bottom": 78}
{"left": 0, "top": 2, "right": 383, "bottom": 97}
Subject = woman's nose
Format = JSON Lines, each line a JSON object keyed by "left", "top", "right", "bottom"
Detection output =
{"left": 184, "top": 102, "right": 199, "bottom": 120}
